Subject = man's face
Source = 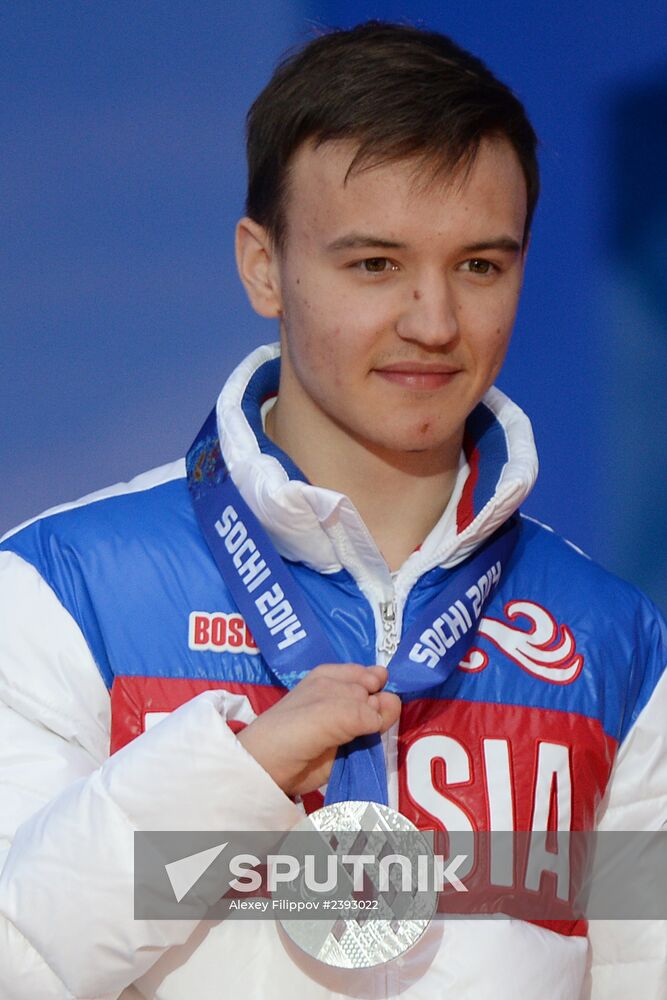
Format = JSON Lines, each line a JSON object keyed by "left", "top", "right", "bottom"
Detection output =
{"left": 266, "top": 136, "right": 527, "bottom": 463}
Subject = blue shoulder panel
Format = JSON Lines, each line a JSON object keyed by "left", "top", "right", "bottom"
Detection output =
{"left": 2, "top": 478, "right": 200, "bottom": 689}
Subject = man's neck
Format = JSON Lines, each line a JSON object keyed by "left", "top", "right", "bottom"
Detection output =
{"left": 265, "top": 402, "right": 462, "bottom": 572}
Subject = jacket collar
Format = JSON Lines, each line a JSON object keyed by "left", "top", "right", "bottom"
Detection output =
{"left": 217, "top": 344, "right": 538, "bottom": 586}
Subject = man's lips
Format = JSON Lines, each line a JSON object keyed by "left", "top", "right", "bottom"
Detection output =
{"left": 373, "top": 363, "right": 461, "bottom": 389}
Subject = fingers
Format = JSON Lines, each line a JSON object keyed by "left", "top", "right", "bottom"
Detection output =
{"left": 364, "top": 665, "right": 390, "bottom": 690}
{"left": 236, "top": 662, "right": 401, "bottom": 797}
{"left": 352, "top": 690, "right": 402, "bottom": 738}
{"left": 309, "top": 662, "right": 388, "bottom": 692}
{"left": 376, "top": 691, "right": 402, "bottom": 732}
{"left": 304, "top": 664, "right": 397, "bottom": 739}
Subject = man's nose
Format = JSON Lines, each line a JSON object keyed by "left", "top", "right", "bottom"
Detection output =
{"left": 395, "top": 276, "right": 460, "bottom": 346}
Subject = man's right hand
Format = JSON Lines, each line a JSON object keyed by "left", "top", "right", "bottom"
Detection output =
{"left": 236, "top": 663, "right": 401, "bottom": 797}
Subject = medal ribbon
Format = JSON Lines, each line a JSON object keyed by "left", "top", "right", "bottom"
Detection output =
{"left": 187, "top": 408, "right": 518, "bottom": 806}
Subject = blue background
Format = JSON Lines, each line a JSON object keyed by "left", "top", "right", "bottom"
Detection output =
{"left": 2, "top": 1, "right": 666, "bottom": 608}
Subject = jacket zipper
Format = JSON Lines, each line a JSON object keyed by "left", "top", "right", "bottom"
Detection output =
{"left": 378, "top": 598, "right": 399, "bottom": 661}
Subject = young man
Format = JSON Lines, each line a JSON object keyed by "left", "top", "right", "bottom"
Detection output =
{"left": 0, "top": 21, "right": 665, "bottom": 1000}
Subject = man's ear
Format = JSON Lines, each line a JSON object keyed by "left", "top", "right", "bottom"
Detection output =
{"left": 235, "top": 217, "right": 282, "bottom": 318}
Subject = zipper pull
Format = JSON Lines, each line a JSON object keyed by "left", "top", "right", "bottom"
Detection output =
{"left": 379, "top": 599, "right": 398, "bottom": 658}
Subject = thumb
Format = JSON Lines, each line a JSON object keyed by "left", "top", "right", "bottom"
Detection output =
{"left": 376, "top": 691, "right": 401, "bottom": 733}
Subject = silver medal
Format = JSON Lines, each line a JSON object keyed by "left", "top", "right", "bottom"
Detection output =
{"left": 276, "top": 800, "right": 437, "bottom": 970}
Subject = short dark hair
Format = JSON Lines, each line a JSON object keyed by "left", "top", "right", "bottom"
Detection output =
{"left": 245, "top": 21, "right": 539, "bottom": 249}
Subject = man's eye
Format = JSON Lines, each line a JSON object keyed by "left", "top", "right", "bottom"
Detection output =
{"left": 360, "top": 257, "right": 397, "bottom": 273}
{"left": 462, "top": 258, "right": 496, "bottom": 275}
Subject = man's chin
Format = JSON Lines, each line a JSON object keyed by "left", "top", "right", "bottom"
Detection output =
{"left": 359, "top": 428, "right": 463, "bottom": 468}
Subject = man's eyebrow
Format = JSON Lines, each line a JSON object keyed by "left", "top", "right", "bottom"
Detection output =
{"left": 461, "top": 236, "right": 523, "bottom": 254}
{"left": 325, "top": 234, "right": 523, "bottom": 254}
{"left": 324, "top": 233, "right": 407, "bottom": 252}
